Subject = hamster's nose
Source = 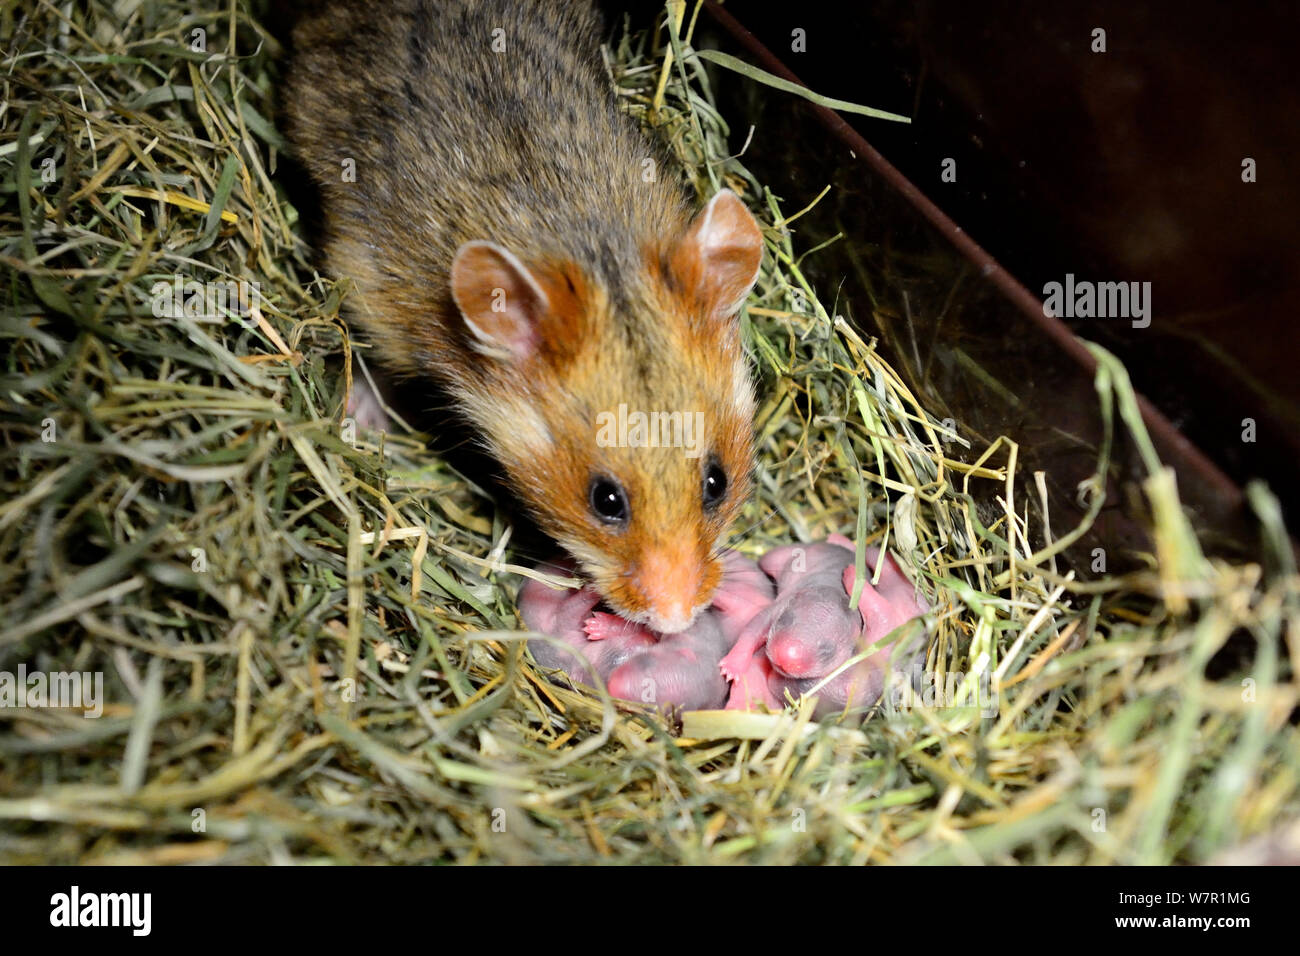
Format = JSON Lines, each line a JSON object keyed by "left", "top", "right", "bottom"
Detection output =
{"left": 637, "top": 546, "right": 708, "bottom": 634}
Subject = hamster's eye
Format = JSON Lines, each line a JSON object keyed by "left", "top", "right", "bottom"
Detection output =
{"left": 702, "top": 462, "right": 727, "bottom": 510}
{"left": 588, "top": 477, "right": 629, "bottom": 525}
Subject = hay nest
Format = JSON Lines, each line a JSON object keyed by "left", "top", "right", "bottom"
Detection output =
{"left": 1, "top": 0, "right": 1296, "bottom": 864}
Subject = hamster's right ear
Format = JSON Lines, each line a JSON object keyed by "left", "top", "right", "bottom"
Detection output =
{"left": 450, "top": 241, "right": 549, "bottom": 362}
{"left": 672, "top": 189, "right": 765, "bottom": 321}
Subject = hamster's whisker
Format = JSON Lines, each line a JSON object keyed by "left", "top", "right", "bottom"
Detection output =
{"left": 720, "top": 507, "right": 780, "bottom": 552}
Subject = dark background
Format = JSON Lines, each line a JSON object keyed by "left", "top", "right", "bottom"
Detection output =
{"left": 614, "top": 0, "right": 1300, "bottom": 555}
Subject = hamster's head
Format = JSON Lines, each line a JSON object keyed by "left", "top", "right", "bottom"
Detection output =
{"left": 451, "top": 190, "right": 764, "bottom": 632}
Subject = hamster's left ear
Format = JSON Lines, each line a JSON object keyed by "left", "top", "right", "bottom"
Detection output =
{"left": 672, "top": 189, "right": 764, "bottom": 321}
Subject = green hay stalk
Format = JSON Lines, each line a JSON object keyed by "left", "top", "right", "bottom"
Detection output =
{"left": 0, "top": 0, "right": 1295, "bottom": 865}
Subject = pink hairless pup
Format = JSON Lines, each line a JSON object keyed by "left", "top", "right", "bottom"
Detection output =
{"left": 518, "top": 560, "right": 657, "bottom": 689}
{"left": 583, "top": 550, "right": 774, "bottom": 710}
{"left": 520, "top": 538, "right": 929, "bottom": 717}
{"left": 521, "top": 551, "right": 774, "bottom": 710}
{"left": 722, "top": 535, "right": 929, "bottom": 716}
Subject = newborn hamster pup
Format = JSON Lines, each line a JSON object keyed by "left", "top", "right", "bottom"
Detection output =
{"left": 717, "top": 539, "right": 860, "bottom": 682}
{"left": 598, "top": 613, "right": 733, "bottom": 711}
{"left": 765, "top": 544, "right": 930, "bottom": 716}
{"left": 518, "top": 562, "right": 656, "bottom": 687}
{"left": 587, "top": 550, "right": 773, "bottom": 709}
{"left": 723, "top": 536, "right": 930, "bottom": 714}
{"left": 285, "top": 0, "right": 765, "bottom": 633}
